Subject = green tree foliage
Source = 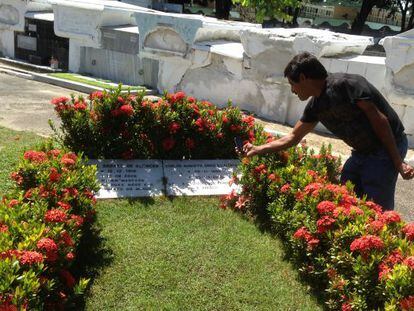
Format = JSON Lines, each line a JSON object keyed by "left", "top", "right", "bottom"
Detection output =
{"left": 232, "top": 0, "right": 302, "bottom": 23}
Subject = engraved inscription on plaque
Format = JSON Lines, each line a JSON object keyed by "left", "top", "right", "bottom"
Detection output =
{"left": 164, "top": 160, "right": 240, "bottom": 196}
{"left": 90, "top": 160, "right": 163, "bottom": 198}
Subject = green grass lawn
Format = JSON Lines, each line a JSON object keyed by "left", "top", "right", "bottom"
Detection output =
{"left": 0, "top": 126, "right": 322, "bottom": 310}
{"left": 48, "top": 73, "right": 146, "bottom": 92}
{"left": 0, "top": 126, "right": 44, "bottom": 195}
{"left": 83, "top": 198, "right": 322, "bottom": 310}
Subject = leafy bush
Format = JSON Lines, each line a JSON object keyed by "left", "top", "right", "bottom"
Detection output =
{"left": 0, "top": 145, "right": 99, "bottom": 310}
{"left": 51, "top": 88, "right": 259, "bottom": 160}
{"left": 223, "top": 136, "right": 414, "bottom": 310}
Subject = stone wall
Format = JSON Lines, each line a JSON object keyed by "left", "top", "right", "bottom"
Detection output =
{"left": 0, "top": 0, "right": 413, "bottom": 147}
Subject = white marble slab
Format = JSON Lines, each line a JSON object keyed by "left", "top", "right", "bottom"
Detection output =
{"left": 164, "top": 159, "right": 240, "bottom": 196}
{"left": 90, "top": 160, "right": 164, "bottom": 198}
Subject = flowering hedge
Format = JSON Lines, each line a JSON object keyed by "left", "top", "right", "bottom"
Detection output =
{"left": 0, "top": 146, "right": 99, "bottom": 310}
{"left": 222, "top": 134, "right": 414, "bottom": 310}
{"left": 51, "top": 88, "right": 259, "bottom": 160}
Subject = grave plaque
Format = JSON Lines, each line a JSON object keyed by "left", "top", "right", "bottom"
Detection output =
{"left": 90, "top": 160, "right": 163, "bottom": 198}
{"left": 164, "top": 160, "right": 240, "bottom": 196}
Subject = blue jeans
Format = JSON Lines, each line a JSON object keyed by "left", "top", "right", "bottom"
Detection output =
{"left": 340, "top": 135, "right": 408, "bottom": 211}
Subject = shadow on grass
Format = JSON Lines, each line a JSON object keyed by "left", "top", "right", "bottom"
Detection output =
{"left": 65, "top": 221, "right": 114, "bottom": 310}
{"left": 240, "top": 203, "right": 328, "bottom": 309}
{"left": 126, "top": 196, "right": 156, "bottom": 206}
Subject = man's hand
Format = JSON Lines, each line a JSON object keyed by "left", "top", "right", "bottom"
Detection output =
{"left": 398, "top": 162, "right": 414, "bottom": 180}
{"left": 242, "top": 142, "right": 260, "bottom": 157}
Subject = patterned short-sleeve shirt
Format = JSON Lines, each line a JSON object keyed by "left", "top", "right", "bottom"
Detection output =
{"left": 300, "top": 72, "right": 405, "bottom": 154}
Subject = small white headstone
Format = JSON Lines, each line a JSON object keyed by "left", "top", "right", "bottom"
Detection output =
{"left": 164, "top": 159, "right": 240, "bottom": 196}
{"left": 90, "top": 160, "right": 164, "bottom": 198}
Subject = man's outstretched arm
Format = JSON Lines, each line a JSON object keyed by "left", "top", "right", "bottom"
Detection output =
{"left": 242, "top": 120, "right": 317, "bottom": 157}
{"left": 357, "top": 99, "right": 414, "bottom": 180}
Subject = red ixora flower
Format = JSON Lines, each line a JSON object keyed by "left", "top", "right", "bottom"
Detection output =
{"left": 61, "top": 231, "right": 74, "bottom": 247}
{"left": 0, "top": 224, "right": 8, "bottom": 233}
{"left": 37, "top": 237, "right": 58, "bottom": 253}
{"left": 49, "top": 167, "right": 61, "bottom": 182}
{"left": 400, "top": 296, "right": 414, "bottom": 311}
{"left": 24, "top": 150, "right": 47, "bottom": 163}
{"left": 368, "top": 219, "right": 385, "bottom": 233}
{"left": 51, "top": 96, "right": 70, "bottom": 105}
{"left": 403, "top": 223, "right": 414, "bottom": 241}
{"left": 89, "top": 91, "right": 104, "bottom": 100}
{"left": 73, "top": 100, "right": 87, "bottom": 111}
{"left": 47, "top": 149, "right": 61, "bottom": 158}
{"left": 61, "top": 153, "right": 77, "bottom": 166}
{"left": 378, "top": 249, "right": 403, "bottom": 280}
{"left": 119, "top": 104, "right": 134, "bottom": 116}
{"left": 185, "top": 138, "right": 195, "bottom": 150}
{"left": 169, "top": 122, "right": 181, "bottom": 134}
{"left": 403, "top": 256, "right": 414, "bottom": 270}
{"left": 162, "top": 137, "right": 176, "bottom": 151}
{"left": 19, "top": 251, "right": 43, "bottom": 265}
{"left": 8, "top": 199, "right": 19, "bottom": 208}
{"left": 380, "top": 211, "right": 401, "bottom": 224}
{"left": 317, "top": 201, "right": 337, "bottom": 215}
{"left": 365, "top": 201, "right": 383, "bottom": 213}
{"left": 316, "top": 216, "right": 336, "bottom": 234}
{"left": 60, "top": 270, "right": 76, "bottom": 288}
{"left": 304, "top": 182, "right": 323, "bottom": 197}
{"left": 44, "top": 209, "right": 67, "bottom": 223}
{"left": 350, "top": 235, "right": 384, "bottom": 254}
{"left": 293, "top": 226, "right": 312, "bottom": 241}
{"left": 170, "top": 91, "right": 186, "bottom": 103}
{"left": 341, "top": 302, "right": 353, "bottom": 311}
{"left": 69, "top": 214, "right": 84, "bottom": 227}
{"left": 280, "top": 183, "right": 291, "bottom": 193}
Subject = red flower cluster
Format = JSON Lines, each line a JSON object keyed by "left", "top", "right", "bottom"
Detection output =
{"left": 49, "top": 167, "right": 61, "bottom": 182}
{"left": 293, "top": 226, "right": 320, "bottom": 249}
{"left": 61, "top": 153, "right": 77, "bottom": 167}
{"left": 317, "top": 201, "right": 337, "bottom": 215}
{"left": 0, "top": 224, "right": 8, "bottom": 232}
{"left": 380, "top": 211, "right": 401, "bottom": 224}
{"left": 169, "top": 122, "right": 181, "bottom": 134}
{"left": 378, "top": 250, "right": 403, "bottom": 280}
{"left": 403, "top": 256, "right": 414, "bottom": 270}
{"left": 19, "top": 251, "right": 44, "bottom": 265}
{"left": 304, "top": 182, "right": 323, "bottom": 197}
{"left": 24, "top": 151, "right": 47, "bottom": 163}
{"left": 185, "top": 138, "right": 195, "bottom": 150}
{"left": 350, "top": 235, "right": 384, "bottom": 254}
{"left": 89, "top": 91, "right": 104, "bottom": 100}
{"left": 317, "top": 216, "right": 336, "bottom": 234}
{"left": 400, "top": 296, "right": 414, "bottom": 310}
{"left": 37, "top": 238, "right": 58, "bottom": 262}
{"left": 368, "top": 219, "right": 385, "bottom": 233}
{"left": 73, "top": 100, "right": 87, "bottom": 111}
{"left": 44, "top": 209, "right": 67, "bottom": 223}
{"left": 253, "top": 164, "right": 267, "bottom": 176}
{"left": 119, "top": 104, "right": 134, "bottom": 116}
{"left": 60, "top": 270, "right": 76, "bottom": 288}
{"left": 403, "top": 223, "right": 414, "bottom": 241}
{"left": 60, "top": 231, "right": 74, "bottom": 247}
{"left": 162, "top": 137, "right": 176, "bottom": 151}
{"left": 280, "top": 183, "right": 291, "bottom": 193}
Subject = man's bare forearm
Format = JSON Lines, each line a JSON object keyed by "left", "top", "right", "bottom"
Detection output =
{"left": 253, "top": 134, "right": 299, "bottom": 155}
{"left": 371, "top": 116, "right": 403, "bottom": 168}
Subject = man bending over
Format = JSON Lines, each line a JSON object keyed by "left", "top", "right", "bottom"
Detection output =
{"left": 242, "top": 52, "right": 414, "bottom": 210}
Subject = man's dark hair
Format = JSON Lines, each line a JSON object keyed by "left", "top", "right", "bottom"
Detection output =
{"left": 284, "top": 52, "right": 328, "bottom": 82}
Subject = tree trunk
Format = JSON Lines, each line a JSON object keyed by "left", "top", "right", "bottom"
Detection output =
{"left": 215, "top": 0, "right": 231, "bottom": 19}
{"left": 400, "top": 11, "right": 407, "bottom": 32}
{"left": 351, "top": 0, "right": 377, "bottom": 34}
{"left": 408, "top": 8, "right": 414, "bottom": 30}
